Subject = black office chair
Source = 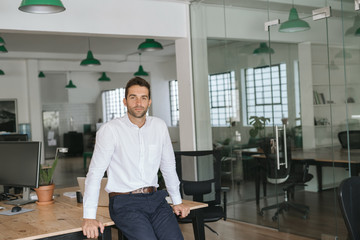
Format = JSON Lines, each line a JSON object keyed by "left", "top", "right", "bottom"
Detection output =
{"left": 174, "top": 150, "right": 227, "bottom": 235}
{"left": 338, "top": 131, "right": 360, "bottom": 149}
{"left": 259, "top": 135, "right": 313, "bottom": 221}
{"left": 338, "top": 176, "right": 360, "bottom": 240}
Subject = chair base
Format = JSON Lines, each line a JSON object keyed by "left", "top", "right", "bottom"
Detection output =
{"left": 259, "top": 200, "right": 309, "bottom": 221}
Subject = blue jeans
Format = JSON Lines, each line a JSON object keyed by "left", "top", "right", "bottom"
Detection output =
{"left": 109, "top": 190, "right": 184, "bottom": 240}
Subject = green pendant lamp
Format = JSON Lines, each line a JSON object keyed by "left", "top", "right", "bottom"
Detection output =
{"left": 134, "top": 53, "right": 149, "bottom": 76}
{"left": 98, "top": 72, "right": 111, "bottom": 81}
{"left": 355, "top": 26, "right": 360, "bottom": 36}
{"left": 253, "top": 42, "right": 274, "bottom": 55}
{"left": 38, "top": 71, "right": 45, "bottom": 78}
{"left": 0, "top": 37, "right": 5, "bottom": 46}
{"left": 81, "top": 38, "right": 101, "bottom": 66}
{"left": 346, "top": 15, "right": 360, "bottom": 36}
{"left": 0, "top": 69, "right": 5, "bottom": 75}
{"left": 134, "top": 65, "right": 149, "bottom": 76}
{"left": 65, "top": 80, "right": 76, "bottom": 88}
{"left": 0, "top": 45, "right": 8, "bottom": 53}
{"left": 138, "top": 39, "right": 163, "bottom": 52}
{"left": 65, "top": 72, "right": 76, "bottom": 88}
{"left": 279, "top": 7, "right": 310, "bottom": 33}
{"left": 19, "top": 0, "right": 65, "bottom": 14}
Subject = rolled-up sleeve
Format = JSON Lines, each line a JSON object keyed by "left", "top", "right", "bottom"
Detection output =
{"left": 159, "top": 127, "right": 182, "bottom": 205}
{"left": 83, "top": 124, "right": 115, "bottom": 219}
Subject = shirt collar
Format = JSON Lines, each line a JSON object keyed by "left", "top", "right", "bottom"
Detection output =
{"left": 124, "top": 113, "right": 148, "bottom": 129}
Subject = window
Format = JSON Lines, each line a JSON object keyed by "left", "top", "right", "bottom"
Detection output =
{"left": 102, "top": 88, "right": 127, "bottom": 122}
{"left": 208, "top": 71, "right": 237, "bottom": 127}
{"left": 169, "top": 80, "right": 179, "bottom": 126}
{"left": 244, "top": 63, "right": 288, "bottom": 125}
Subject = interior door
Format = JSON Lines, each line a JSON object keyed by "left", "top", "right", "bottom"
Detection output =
{"left": 267, "top": 2, "right": 350, "bottom": 239}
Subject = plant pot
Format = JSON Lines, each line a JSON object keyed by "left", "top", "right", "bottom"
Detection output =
{"left": 34, "top": 183, "right": 55, "bottom": 205}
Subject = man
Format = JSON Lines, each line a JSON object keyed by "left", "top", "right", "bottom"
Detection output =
{"left": 82, "top": 77, "right": 190, "bottom": 239}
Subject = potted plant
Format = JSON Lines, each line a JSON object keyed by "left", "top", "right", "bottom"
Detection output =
{"left": 34, "top": 147, "right": 67, "bottom": 205}
{"left": 248, "top": 116, "right": 270, "bottom": 146}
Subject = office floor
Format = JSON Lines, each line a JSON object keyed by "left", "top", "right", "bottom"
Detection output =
{"left": 52, "top": 156, "right": 347, "bottom": 240}
{"left": 223, "top": 177, "right": 348, "bottom": 240}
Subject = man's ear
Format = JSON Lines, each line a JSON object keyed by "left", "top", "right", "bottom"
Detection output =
{"left": 148, "top": 99, "right": 152, "bottom": 107}
{"left": 123, "top": 98, "right": 127, "bottom": 107}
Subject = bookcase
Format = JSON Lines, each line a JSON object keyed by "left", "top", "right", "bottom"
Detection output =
{"left": 299, "top": 43, "right": 360, "bottom": 148}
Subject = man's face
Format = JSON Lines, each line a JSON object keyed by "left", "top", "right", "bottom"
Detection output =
{"left": 123, "top": 85, "right": 151, "bottom": 119}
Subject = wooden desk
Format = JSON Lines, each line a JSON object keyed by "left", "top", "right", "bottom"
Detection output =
{"left": 0, "top": 196, "right": 113, "bottom": 240}
{"left": 0, "top": 187, "right": 208, "bottom": 240}
{"left": 251, "top": 147, "right": 360, "bottom": 204}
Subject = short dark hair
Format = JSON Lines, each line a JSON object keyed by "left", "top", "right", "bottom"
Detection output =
{"left": 125, "top": 77, "right": 151, "bottom": 99}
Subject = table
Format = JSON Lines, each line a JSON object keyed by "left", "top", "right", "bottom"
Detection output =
{"left": 0, "top": 187, "right": 208, "bottom": 240}
{"left": 251, "top": 147, "right": 360, "bottom": 204}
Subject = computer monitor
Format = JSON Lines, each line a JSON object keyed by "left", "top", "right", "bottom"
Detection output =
{"left": 0, "top": 141, "right": 41, "bottom": 205}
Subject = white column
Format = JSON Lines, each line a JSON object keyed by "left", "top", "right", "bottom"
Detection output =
{"left": 298, "top": 42, "right": 315, "bottom": 149}
{"left": 190, "top": 4, "right": 213, "bottom": 151}
{"left": 175, "top": 7, "right": 197, "bottom": 181}
{"left": 26, "top": 60, "right": 45, "bottom": 163}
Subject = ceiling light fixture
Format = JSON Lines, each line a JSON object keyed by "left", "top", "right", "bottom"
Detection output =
{"left": 80, "top": 38, "right": 101, "bottom": 66}
{"left": 134, "top": 53, "right": 149, "bottom": 76}
{"left": 98, "top": 72, "right": 111, "bottom": 81}
{"left": 19, "top": 0, "right": 65, "bottom": 14}
{"left": 253, "top": 42, "right": 274, "bottom": 55}
{"left": 279, "top": 7, "right": 310, "bottom": 33}
{"left": 0, "top": 46, "right": 8, "bottom": 53}
{"left": 38, "top": 71, "right": 45, "bottom": 78}
{"left": 346, "top": 15, "right": 360, "bottom": 36}
{"left": 65, "top": 72, "right": 76, "bottom": 89}
{"left": 138, "top": 39, "right": 163, "bottom": 52}
{"left": 355, "top": 26, "right": 360, "bottom": 36}
{"left": 0, "top": 37, "right": 5, "bottom": 46}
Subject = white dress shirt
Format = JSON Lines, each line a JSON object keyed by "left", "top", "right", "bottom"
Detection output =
{"left": 83, "top": 114, "right": 182, "bottom": 219}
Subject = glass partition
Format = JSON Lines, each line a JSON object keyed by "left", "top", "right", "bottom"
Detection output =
{"left": 189, "top": 0, "right": 355, "bottom": 239}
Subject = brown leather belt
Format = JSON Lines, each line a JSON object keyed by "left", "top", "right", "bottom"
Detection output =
{"left": 109, "top": 186, "right": 157, "bottom": 197}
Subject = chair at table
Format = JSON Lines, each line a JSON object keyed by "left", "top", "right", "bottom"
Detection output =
{"left": 174, "top": 150, "right": 228, "bottom": 235}
{"left": 338, "top": 130, "right": 360, "bottom": 149}
{"left": 259, "top": 129, "right": 313, "bottom": 221}
{"left": 338, "top": 176, "right": 360, "bottom": 240}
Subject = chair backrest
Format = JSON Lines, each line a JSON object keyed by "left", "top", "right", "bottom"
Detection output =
{"left": 338, "top": 176, "right": 360, "bottom": 240}
{"left": 260, "top": 134, "right": 291, "bottom": 184}
{"left": 174, "top": 150, "right": 222, "bottom": 206}
{"left": 338, "top": 131, "right": 360, "bottom": 149}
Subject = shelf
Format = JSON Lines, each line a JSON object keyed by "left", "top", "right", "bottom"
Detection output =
{"left": 314, "top": 125, "right": 331, "bottom": 128}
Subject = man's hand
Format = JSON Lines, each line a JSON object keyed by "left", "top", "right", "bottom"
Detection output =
{"left": 172, "top": 203, "right": 190, "bottom": 218}
{"left": 82, "top": 218, "right": 104, "bottom": 239}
